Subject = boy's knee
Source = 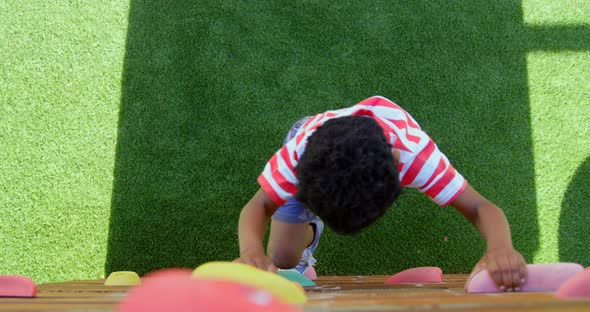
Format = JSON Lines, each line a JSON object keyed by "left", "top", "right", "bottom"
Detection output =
{"left": 268, "top": 249, "right": 300, "bottom": 269}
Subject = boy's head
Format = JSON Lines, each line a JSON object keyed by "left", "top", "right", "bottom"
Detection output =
{"left": 295, "top": 115, "right": 402, "bottom": 235}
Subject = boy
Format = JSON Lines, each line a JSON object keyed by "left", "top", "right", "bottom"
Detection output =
{"left": 235, "top": 95, "right": 527, "bottom": 291}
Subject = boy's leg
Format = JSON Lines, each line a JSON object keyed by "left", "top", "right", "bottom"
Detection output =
{"left": 267, "top": 219, "right": 314, "bottom": 269}
{"left": 267, "top": 198, "right": 323, "bottom": 271}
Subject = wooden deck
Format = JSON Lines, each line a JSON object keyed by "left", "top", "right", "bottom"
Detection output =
{"left": 1, "top": 275, "right": 589, "bottom": 311}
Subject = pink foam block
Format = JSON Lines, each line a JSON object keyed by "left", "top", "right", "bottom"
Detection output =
{"left": 385, "top": 267, "right": 443, "bottom": 284}
{"left": 118, "top": 269, "right": 302, "bottom": 312}
{"left": 0, "top": 275, "right": 37, "bottom": 297}
{"left": 303, "top": 266, "right": 317, "bottom": 281}
{"left": 556, "top": 268, "right": 590, "bottom": 298}
{"left": 466, "top": 263, "right": 584, "bottom": 293}
{"left": 142, "top": 268, "right": 193, "bottom": 281}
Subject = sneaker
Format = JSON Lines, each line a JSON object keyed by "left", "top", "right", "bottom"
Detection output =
{"left": 295, "top": 217, "right": 324, "bottom": 274}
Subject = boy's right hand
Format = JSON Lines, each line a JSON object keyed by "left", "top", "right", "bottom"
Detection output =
{"left": 233, "top": 254, "right": 278, "bottom": 272}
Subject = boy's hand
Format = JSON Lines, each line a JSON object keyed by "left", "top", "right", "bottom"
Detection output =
{"left": 451, "top": 185, "right": 527, "bottom": 292}
{"left": 469, "top": 247, "right": 527, "bottom": 292}
{"left": 233, "top": 254, "right": 278, "bottom": 272}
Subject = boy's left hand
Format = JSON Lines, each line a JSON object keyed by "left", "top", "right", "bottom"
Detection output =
{"left": 468, "top": 247, "right": 527, "bottom": 292}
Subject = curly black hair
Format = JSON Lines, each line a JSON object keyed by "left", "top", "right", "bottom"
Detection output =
{"left": 295, "top": 115, "right": 402, "bottom": 235}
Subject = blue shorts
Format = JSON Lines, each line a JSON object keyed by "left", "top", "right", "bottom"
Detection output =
{"left": 271, "top": 117, "right": 319, "bottom": 224}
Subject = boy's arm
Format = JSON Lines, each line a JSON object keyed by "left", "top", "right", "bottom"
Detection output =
{"left": 234, "top": 188, "right": 280, "bottom": 271}
{"left": 450, "top": 183, "right": 528, "bottom": 291}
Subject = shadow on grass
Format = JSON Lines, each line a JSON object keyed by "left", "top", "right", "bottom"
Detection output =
{"left": 559, "top": 157, "right": 590, "bottom": 266}
{"left": 106, "top": 1, "right": 547, "bottom": 275}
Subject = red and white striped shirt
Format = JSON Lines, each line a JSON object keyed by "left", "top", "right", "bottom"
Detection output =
{"left": 258, "top": 96, "right": 467, "bottom": 207}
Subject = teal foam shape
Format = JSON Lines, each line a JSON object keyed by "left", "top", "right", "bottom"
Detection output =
{"left": 277, "top": 270, "right": 316, "bottom": 287}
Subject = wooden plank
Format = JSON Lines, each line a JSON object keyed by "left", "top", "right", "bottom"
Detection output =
{"left": 308, "top": 275, "right": 465, "bottom": 291}
{"left": 304, "top": 302, "right": 590, "bottom": 312}
{"left": 305, "top": 275, "right": 590, "bottom": 311}
{"left": 0, "top": 298, "right": 120, "bottom": 304}
{"left": 308, "top": 282, "right": 465, "bottom": 291}
{"left": 0, "top": 275, "right": 587, "bottom": 312}
{"left": 47, "top": 280, "right": 107, "bottom": 285}
{"left": 39, "top": 285, "right": 130, "bottom": 291}
{"left": 34, "top": 292, "right": 126, "bottom": 298}
{"left": 0, "top": 302, "right": 114, "bottom": 311}
{"left": 307, "top": 292, "right": 564, "bottom": 306}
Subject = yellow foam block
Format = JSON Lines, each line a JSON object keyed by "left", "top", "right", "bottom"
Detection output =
{"left": 192, "top": 262, "right": 307, "bottom": 304}
{"left": 105, "top": 271, "right": 141, "bottom": 286}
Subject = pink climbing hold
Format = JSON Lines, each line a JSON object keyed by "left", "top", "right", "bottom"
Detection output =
{"left": 385, "top": 267, "right": 443, "bottom": 284}
{"left": 118, "top": 269, "right": 301, "bottom": 312}
{"left": 303, "top": 266, "right": 317, "bottom": 281}
{"left": 466, "top": 263, "right": 584, "bottom": 293}
{"left": 556, "top": 267, "right": 590, "bottom": 298}
{"left": 0, "top": 275, "right": 37, "bottom": 298}
{"left": 142, "top": 268, "right": 193, "bottom": 281}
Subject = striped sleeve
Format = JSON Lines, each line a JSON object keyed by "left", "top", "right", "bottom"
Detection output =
{"left": 257, "top": 137, "right": 301, "bottom": 206}
{"left": 409, "top": 140, "right": 467, "bottom": 206}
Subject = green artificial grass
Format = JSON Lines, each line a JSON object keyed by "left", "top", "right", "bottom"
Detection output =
{"left": 0, "top": 1, "right": 129, "bottom": 282}
{"left": 0, "top": 0, "right": 588, "bottom": 283}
